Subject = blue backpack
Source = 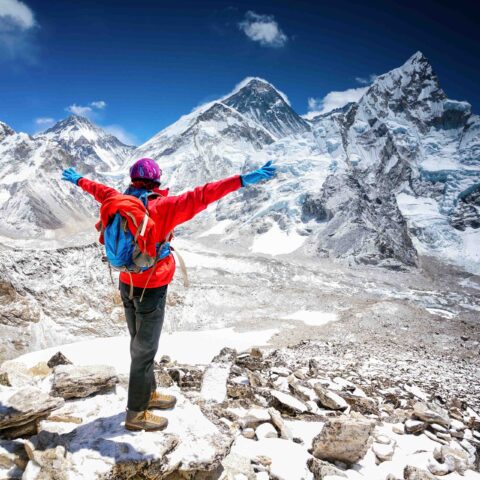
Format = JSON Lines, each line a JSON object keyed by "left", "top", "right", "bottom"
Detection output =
{"left": 103, "top": 187, "right": 171, "bottom": 274}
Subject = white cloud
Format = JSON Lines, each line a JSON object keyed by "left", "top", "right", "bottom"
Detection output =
{"left": 305, "top": 87, "right": 368, "bottom": 118}
{"left": 0, "top": 0, "right": 37, "bottom": 62}
{"left": 239, "top": 11, "right": 287, "bottom": 48}
{"left": 103, "top": 124, "right": 137, "bottom": 146}
{"left": 0, "top": 0, "right": 35, "bottom": 30}
{"left": 66, "top": 100, "right": 107, "bottom": 118}
{"left": 355, "top": 74, "right": 378, "bottom": 85}
{"left": 35, "top": 117, "right": 55, "bottom": 127}
{"left": 90, "top": 100, "right": 106, "bottom": 109}
{"left": 67, "top": 104, "right": 93, "bottom": 117}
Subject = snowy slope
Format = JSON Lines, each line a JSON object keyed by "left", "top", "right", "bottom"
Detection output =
{"left": 0, "top": 118, "right": 131, "bottom": 240}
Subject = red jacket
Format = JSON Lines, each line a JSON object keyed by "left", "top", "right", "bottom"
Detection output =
{"left": 78, "top": 175, "right": 242, "bottom": 288}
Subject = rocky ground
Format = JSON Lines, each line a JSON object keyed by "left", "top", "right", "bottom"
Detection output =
{"left": 0, "top": 341, "right": 479, "bottom": 479}
{"left": 1, "top": 238, "right": 479, "bottom": 479}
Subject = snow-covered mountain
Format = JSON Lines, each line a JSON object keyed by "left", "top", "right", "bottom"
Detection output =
{"left": 0, "top": 118, "right": 132, "bottom": 240}
{"left": 0, "top": 52, "right": 478, "bottom": 272}
{"left": 131, "top": 54, "right": 479, "bottom": 272}
{"left": 37, "top": 115, "right": 134, "bottom": 172}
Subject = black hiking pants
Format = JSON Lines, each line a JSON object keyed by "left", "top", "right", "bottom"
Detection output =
{"left": 119, "top": 281, "right": 168, "bottom": 411}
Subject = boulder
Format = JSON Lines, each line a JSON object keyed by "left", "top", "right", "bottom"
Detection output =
{"left": 227, "top": 407, "right": 271, "bottom": 429}
{"left": 403, "top": 465, "right": 438, "bottom": 479}
{"left": 307, "top": 457, "right": 347, "bottom": 479}
{"left": 0, "top": 361, "right": 37, "bottom": 388}
{"left": 236, "top": 353, "right": 267, "bottom": 371}
{"left": 153, "top": 366, "right": 174, "bottom": 388}
{"left": 289, "top": 382, "right": 317, "bottom": 403}
{"left": 52, "top": 365, "right": 118, "bottom": 399}
{"left": 0, "top": 386, "right": 64, "bottom": 434}
{"left": 212, "top": 347, "right": 237, "bottom": 364}
{"left": 270, "top": 390, "right": 308, "bottom": 415}
{"left": 314, "top": 384, "right": 348, "bottom": 411}
{"left": 47, "top": 352, "right": 72, "bottom": 369}
{"left": 405, "top": 419, "right": 427, "bottom": 434}
{"left": 413, "top": 402, "right": 450, "bottom": 427}
{"left": 340, "top": 392, "right": 378, "bottom": 415}
{"left": 268, "top": 407, "right": 293, "bottom": 441}
{"left": 372, "top": 441, "right": 395, "bottom": 462}
{"left": 432, "top": 445, "right": 469, "bottom": 475}
{"left": 312, "top": 416, "right": 374, "bottom": 464}
{"left": 168, "top": 365, "right": 204, "bottom": 390}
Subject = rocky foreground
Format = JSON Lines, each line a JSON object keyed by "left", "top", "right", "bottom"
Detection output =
{"left": 0, "top": 343, "right": 479, "bottom": 480}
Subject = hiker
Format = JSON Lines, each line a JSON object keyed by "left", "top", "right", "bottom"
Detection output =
{"left": 61, "top": 158, "right": 276, "bottom": 431}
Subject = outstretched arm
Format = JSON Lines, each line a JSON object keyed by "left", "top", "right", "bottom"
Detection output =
{"left": 61, "top": 168, "right": 119, "bottom": 203}
{"left": 152, "top": 175, "right": 242, "bottom": 236}
{"left": 152, "top": 161, "right": 277, "bottom": 237}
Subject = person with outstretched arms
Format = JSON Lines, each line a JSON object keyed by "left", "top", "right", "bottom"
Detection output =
{"left": 61, "top": 158, "right": 276, "bottom": 431}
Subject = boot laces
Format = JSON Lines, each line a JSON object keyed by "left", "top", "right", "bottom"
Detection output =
{"left": 144, "top": 410, "right": 163, "bottom": 423}
{"left": 151, "top": 391, "right": 174, "bottom": 401}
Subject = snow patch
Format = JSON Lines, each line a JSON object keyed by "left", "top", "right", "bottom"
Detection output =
{"left": 251, "top": 223, "right": 305, "bottom": 255}
{"left": 283, "top": 310, "right": 339, "bottom": 327}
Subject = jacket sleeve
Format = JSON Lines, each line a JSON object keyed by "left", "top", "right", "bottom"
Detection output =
{"left": 77, "top": 178, "right": 120, "bottom": 203}
{"left": 151, "top": 175, "right": 242, "bottom": 237}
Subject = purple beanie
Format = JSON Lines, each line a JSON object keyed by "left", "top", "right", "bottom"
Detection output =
{"left": 129, "top": 158, "right": 162, "bottom": 183}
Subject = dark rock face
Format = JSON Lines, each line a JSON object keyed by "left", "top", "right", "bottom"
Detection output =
{"left": 307, "top": 173, "right": 418, "bottom": 267}
{"left": 451, "top": 186, "right": 480, "bottom": 230}
{"left": 47, "top": 352, "right": 73, "bottom": 369}
{"left": 224, "top": 79, "right": 311, "bottom": 138}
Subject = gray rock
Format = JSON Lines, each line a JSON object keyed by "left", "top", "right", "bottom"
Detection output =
{"left": 47, "top": 351, "right": 73, "bottom": 369}
{"left": 0, "top": 386, "right": 64, "bottom": 432}
{"left": 153, "top": 366, "right": 174, "bottom": 388}
{"left": 314, "top": 384, "right": 348, "bottom": 411}
{"left": 268, "top": 407, "right": 293, "bottom": 440}
{"left": 403, "top": 465, "right": 438, "bottom": 479}
{"left": 312, "top": 416, "right": 374, "bottom": 464}
{"left": 270, "top": 390, "right": 308, "bottom": 415}
{"left": 339, "top": 391, "right": 378, "bottom": 415}
{"left": 413, "top": 402, "right": 450, "bottom": 427}
{"left": 307, "top": 457, "right": 347, "bottom": 479}
{"left": 168, "top": 364, "right": 204, "bottom": 390}
{"left": 405, "top": 419, "right": 427, "bottom": 434}
{"left": 433, "top": 445, "right": 469, "bottom": 475}
{"left": 372, "top": 441, "right": 395, "bottom": 462}
{"left": 52, "top": 364, "right": 118, "bottom": 399}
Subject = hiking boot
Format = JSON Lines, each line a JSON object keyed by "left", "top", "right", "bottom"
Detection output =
{"left": 148, "top": 391, "right": 177, "bottom": 409}
{"left": 125, "top": 409, "right": 168, "bottom": 431}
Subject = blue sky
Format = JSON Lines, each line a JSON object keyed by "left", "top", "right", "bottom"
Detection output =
{"left": 0, "top": 0, "right": 478, "bottom": 145}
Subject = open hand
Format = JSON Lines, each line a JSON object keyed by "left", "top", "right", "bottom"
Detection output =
{"left": 241, "top": 161, "right": 277, "bottom": 186}
{"left": 61, "top": 168, "right": 83, "bottom": 185}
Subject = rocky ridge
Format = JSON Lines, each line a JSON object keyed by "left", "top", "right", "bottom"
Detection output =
{"left": 0, "top": 341, "right": 479, "bottom": 479}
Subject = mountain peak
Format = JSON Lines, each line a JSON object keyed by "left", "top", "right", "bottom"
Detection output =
{"left": 0, "top": 121, "right": 15, "bottom": 141}
{"left": 45, "top": 114, "right": 95, "bottom": 134}
{"left": 223, "top": 77, "right": 309, "bottom": 137}
{"left": 229, "top": 77, "right": 290, "bottom": 106}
